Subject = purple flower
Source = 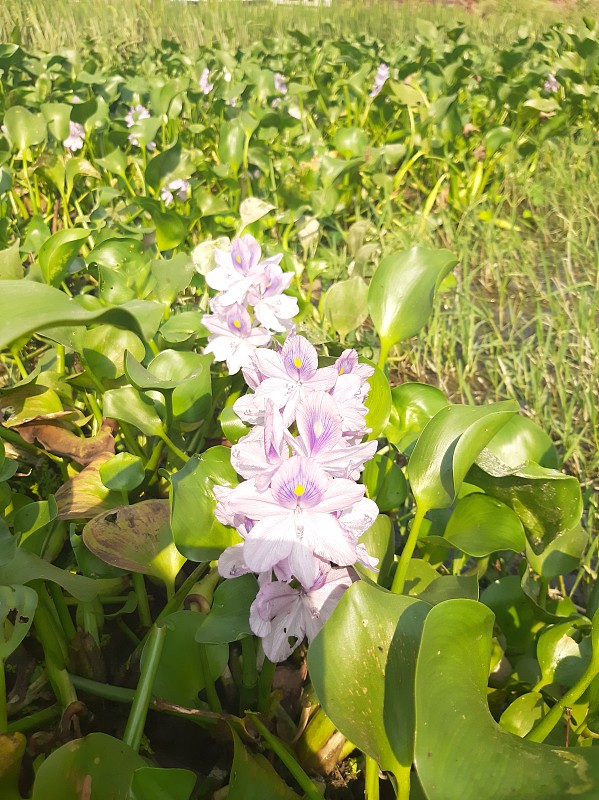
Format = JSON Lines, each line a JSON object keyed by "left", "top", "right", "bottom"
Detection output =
{"left": 370, "top": 63, "right": 390, "bottom": 99}
{"left": 125, "top": 104, "right": 150, "bottom": 128}
{"left": 218, "top": 455, "right": 366, "bottom": 588}
{"left": 233, "top": 335, "right": 338, "bottom": 426}
{"left": 206, "top": 234, "right": 281, "bottom": 307}
{"left": 200, "top": 68, "right": 214, "bottom": 95}
{"left": 231, "top": 400, "right": 290, "bottom": 490}
{"left": 63, "top": 121, "right": 85, "bottom": 152}
{"left": 203, "top": 304, "right": 271, "bottom": 375}
{"left": 247, "top": 263, "right": 298, "bottom": 332}
{"left": 160, "top": 178, "right": 190, "bottom": 206}
{"left": 249, "top": 567, "right": 356, "bottom": 662}
{"left": 274, "top": 72, "right": 288, "bottom": 95}
{"left": 544, "top": 73, "right": 559, "bottom": 93}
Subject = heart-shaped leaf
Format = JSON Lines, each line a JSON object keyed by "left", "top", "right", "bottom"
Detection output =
{"left": 443, "top": 494, "right": 526, "bottom": 557}
{"left": 386, "top": 383, "right": 449, "bottom": 453}
{"left": 38, "top": 228, "right": 89, "bottom": 287}
{"left": 103, "top": 387, "right": 164, "bottom": 437}
{"left": 0, "top": 585, "right": 38, "bottom": 661}
{"left": 368, "top": 246, "right": 457, "bottom": 358}
{"left": 323, "top": 275, "right": 369, "bottom": 342}
{"left": 195, "top": 574, "right": 258, "bottom": 644}
{"left": 414, "top": 599, "right": 599, "bottom": 799}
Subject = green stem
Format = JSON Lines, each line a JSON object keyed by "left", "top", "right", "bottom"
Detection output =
{"left": 122, "top": 623, "right": 167, "bottom": 752}
{"left": 394, "top": 763, "right": 412, "bottom": 800}
{"left": 377, "top": 339, "right": 391, "bottom": 373}
{"left": 240, "top": 636, "right": 258, "bottom": 711}
{"left": 34, "top": 601, "right": 77, "bottom": 709}
{"left": 247, "top": 713, "right": 322, "bottom": 800}
{"left": 391, "top": 506, "right": 427, "bottom": 595}
{"left": 198, "top": 644, "right": 222, "bottom": 713}
{"left": 48, "top": 582, "right": 76, "bottom": 642}
{"left": 365, "top": 755, "right": 380, "bottom": 800}
{"left": 160, "top": 430, "right": 189, "bottom": 463}
{"left": 10, "top": 349, "right": 28, "bottom": 379}
{"left": 526, "top": 659, "right": 599, "bottom": 743}
{"left": 132, "top": 573, "right": 152, "bottom": 628}
{"left": 0, "top": 659, "right": 7, "bottom": 734}
{"left": 71, "top": 674, "right": 136, "bottom": 704}
{"left": 7, "top": 705, "right": 61, "bottom": 734}
{"left": 258, "top": 657, "right": 277, "bottom": 715}
{"left": 55, "top": 344, "right": 65, "bottom": 376}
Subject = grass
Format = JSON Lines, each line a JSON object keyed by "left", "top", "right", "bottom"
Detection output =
{"left": 0, "top": 0, "right": 597, "bottom": 509}
{"left": 2, "top": 0, "right": 599, "bottom": 53}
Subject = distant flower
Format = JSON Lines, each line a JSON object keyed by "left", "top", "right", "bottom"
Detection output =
{"left": 63, "top": 121, "right": 85, "bottom": 151}
{"left": 288, "top": 106, "right": 301, "bottom": 120}
{"left": 200, "top": 67, "right": 214, "bottom": 95}
{"left": 160, "top": 178, "right": 190, "bottom": 205}
{"left": 370, "top": 62, "right": 390, "bottom": 98}
{"left": 125, "top": 104, "right": 150, "bottom": 128}
{"left": 223, "top": 67, "right": 232, "bottom": 83}
{"left": 206, "top": 234, "right": 282, "bottom": 307}
{"left": 544, "top": 73, "right": 559, "bottom": 93}
{"left": 274, "top": 72, "right": 288, "bottom": 95}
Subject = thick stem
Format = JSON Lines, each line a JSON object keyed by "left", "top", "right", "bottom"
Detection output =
{"left": 122, "top": 623, "right": 166, "bottom": 752}
{"left": 365, "top": 755, "right": 380, "bottom": 800}
{"left": 0, "top": 659, "right": 7, "bottom": 734}
{"left": 7, "top": 705, "right": 61, "bottom": 734}
{"left": 391, "top": 506, "right": 427, "bottom": 595}
{"left": 240, "top": 636, "right": 258, "bottom": 712}
{"left": 257, "top": 657, "right": 276, "bottom": 715}
{"left": 198, "top": 644, "right": 222, "bottom": 713}
{"left": 526, "top": 659, "right": 599, "bottom": 743}
{"left": 132, "top": 573, "right": 152, "bottom": 628}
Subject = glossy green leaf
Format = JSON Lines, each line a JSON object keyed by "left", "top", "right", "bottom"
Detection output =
{"left": 357, "top": 514, "right": 394, "bottom": 587}
{"left": 443, "top": 494, "right": 526, "bottom": 557}
{"left": 128, "top": 766, "right": 196, "bottom": 800}
{"left": 486, "top": 415, "right": 559, "bottom": 469}
{"left": 134, "top": 197, "right": 187, "bottom": 252}
{"left": 170, "top": 449, "right": 241, "bottom": 562}
{"left": 526, "top": 524, "right": 588, "bottom": 579}
{"left": 150, "top": 254, "right": 196, "bottom": 305}
{"left": 386, "top": 382, "right": 449, "bottom": 453}
{"left": 368, "top": 246, "right": 457, "bottom": 354}
{"left": 103, "top": 386, "right": 163, "bottom": 437}
{"left": 83, "top": 326, "right": 145, "bottom": 382}
{"left": 218, "top": 120, "right": 246, "bottom": 176}
{"left": 0, "top": 282, "right": 152, "bottom": 349}
{"left": 468, "top": 460, "right": 583, "bottom": 555}
{"left": 38, "top": 228, "right": 89, "bottom": 287}
{"left": 409, "top": 401, "right": 519, "bottom": 511}
{"left": 308, "top": 580, "right": 429, "bottom": 776}
{"left": 537, "top": 620, "right": 589, "bottom": 689}
{"left": 499, "top": 692, "right": 549, "bottom": 738}
{"left": 144, "top": 610, "right": 228, "bottom": 708}
{"left": 31, "top": 732, "right": 145, "bottom": 800}
{"left": 481, "top": 576, "right": 544, "bottom": 656}
{"left": 99, "top": 453, "right": 145, "bottom": 492}
{"left": 219, "top": 405, "right": 250, "bottom": 445}
{"left": 83, "top": 501, "right": 185, "bottom": 595}
{"left": 4, "top": 106, "right": 46, "bottom": 152}
{"left": 228, "top": 729, "right": 301, "bottom": 800}
{"left": 415, "top": 599, "right": 599, "bottom": 799}
{"left": 239, "top": 198, "right": 275, "bottom": 230}
{"left": 323, "top": 275, "right": 369, "bottom": 341}
{"left": 195, "top": 574, "right": 258, "bottom": 644}
{"left": 145, "top": 141, "right": 191, "bottom": 190}
{"left": 0, "top": 585, "right": 38, "bottom": 661}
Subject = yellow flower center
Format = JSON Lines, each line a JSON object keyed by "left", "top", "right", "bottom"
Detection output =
{"left": 294, "top": 484, "right": 305, "bottom": 497}
{"left": 235, "top": 254, "right": 241, "bottom": 264}
{"left": 339, "top": 366, "right": 345, "bottom": 375}
{"left": 293, "top": 357, "right": 303, "bottom": 368}
{"left": 233, "top": 319, "right": 241, "bottom": 329}
{"left": 313, "top": 421, "right": 323, "bottom": 436}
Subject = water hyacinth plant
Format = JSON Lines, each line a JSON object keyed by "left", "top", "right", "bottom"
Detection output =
{"left": 0, "top": 10, "right": 597, "bottom": 798}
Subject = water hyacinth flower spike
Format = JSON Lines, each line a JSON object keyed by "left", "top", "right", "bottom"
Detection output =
{"left": 370, "top": 62, "right": 390, "bottom": 98}
{"left": 63, "top": 121, "right": 85, "bottom": 151}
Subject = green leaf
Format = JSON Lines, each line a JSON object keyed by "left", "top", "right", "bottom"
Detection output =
{"left": 239, "top": 198, "right": 275, "bottom": 231}
{"left": 481, "top": 575, "right": 544, "bottom": 657}
{"left": 134, "top": 197, "right": 187, "bottom": 252}
{"left": 0, "top": 732, "right": 26, "bottom": 800}
{"left": 499, "top": 692, "right": 549, "bottom": 738}
{"left": 103, "top": 386, "right": 164, "bottom": 437}
{"left": 40, "top": 102, "right": 72, "bottom": 141}
{"left": 443, "top": 494, "right": 526, "bottom": 557}
{"left": 308, "top": 580, "right": 429, "bottom": 776}
{"left": 468, "top": 460, "right": 583, "bottom": 555}
{"left": 170, "top": 449, "right": 241, "bottom": 562}
{"left": 99, "top": 453, "right": 145, "bottom": 492}
{"left": 4, "top": 106, "right": 46, "bottom": 152}
{"left": 408, "top": 401, "right": 519, "bottom": 512}
{"left": 486, "top": 415, "right": 559, "bottom": 469}
{"left": 228, "top": 729, "right": 301, "bottom": 800}
{"left": 323, "top": 275, "right": 369, "bottom": 341}
{"left": 368, "top": 246, "right": 457, "bottom": 355}
{"left": 357, "top": 514, "right": 395, "bottom": 587}
{"left": 414, "top": 599, "right": 599, "bottom": 799}
{"left": 0, "top": 282, "right": 154, "bottom": 349}
{"left": 31, "top": 732, "right": 145, "bottom": 800}
{"left": 149, "top": 254, "right": 195, "bottom": 305}
{"left": 386, "top": 382, "right": 449, "bottom": 453}
{"left": 145, "top": 142, "right": 191, "bottom": 191}
{"left": 526, "top": 524, "right": 588, "bottom": 579}
{"left": 38, "top": 228, "right": 89, "bottom": 287}
{"left": 195, "top": 574, "right": 258, "bottom": 644}
{"left": 83, "top": 325, "right": 145, "bottom": 382}
{"left": 218, "top": 120, "right": 246, "bottom": 176}
{"left": 144, "top": 610, "right": 228, "bottom": 708}
{"left": 333, "top": 126, "right": 369, "bottom": 159}
{"left": 363, "top": 359, "right": 391, "bottom": 440}
{"left": 219, "top": 405, "right": 250, "bottom": 445}
{"left": 0, "top": 585, "right": 38, "bottom": 661}
{"left": 362, "top": 454, "right": 407, "bottom": 512}
{"left": 83, "top": 501, "right": 185, "bottom": 595}
{"left": 536, "top": 620, "right": 589, "bottom": 689}
{"left": 0, "top": 241, "right": 22, "bottom": 281}
{"left": 128, "top": 766, "right": 196, "bottom": 800}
